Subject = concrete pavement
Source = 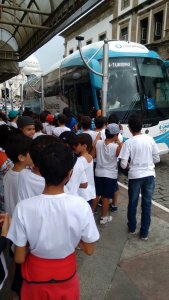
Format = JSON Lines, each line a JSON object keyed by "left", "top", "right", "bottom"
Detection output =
{"left": 77, "top": 187, "right": 169, "bottom": 300}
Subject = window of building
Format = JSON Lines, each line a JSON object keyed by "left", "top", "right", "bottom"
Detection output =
{"left": 154, "top": 11, "right": 163, "bottom": 40}
{"left": 140, "top": 18, "right": 148, "bottom": 44}
{"left": 86, "top": 39, "right": 92, "bottom": 45}
{"left": 99, "top": 33, "right": 106, "bottom": 41}
{"left": 120, "top": 27, "right": 128, "bottom": 41}
{"left": 69, "top": 49, "right": 73, "bottom": 54}
{"left": 121, "top": 0, "right": 130, "bottom": 10}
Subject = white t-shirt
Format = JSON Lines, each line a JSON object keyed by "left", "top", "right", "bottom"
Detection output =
{"left": 53, "top": 126, "right": 70, "bottom": 137}
{"left": 45, "top": 124, "right": 54, "bottom": 135}
{"left": 0, "top": 121, "right": 6, "bottom": 126}
{"left": 3, "top": 169, "right": 20, "bottom": 216}
{"left": 119, "top": 134, "right": 160, "bottom": 179}
{"left": 7, "top": 193, "right": 100, "bottom": 259}
{"left": 33, "top": 131, "right": 44, "bottom": 139}
{"left": 18, "top": 169, "right": 45, "bottom": 202}
{"left": 83, "top": 130, "right": 99, "bottom": 143}
{"left": 64, "top": 158, "right": 87, "bottom": 196}
{"left": 118, "top": 132, "right": 123, "bottom": 143}
{"left": 78, "top": 156, "right": 96, "bottom": 201}
{"left": 95, "top": 140, "right": 118, "bottom": 179}
{"left": 42, "top": 122, "right": 48, "bottom": 134}
{"left": 8, "top": 121, "right": 17, "bottom": 128}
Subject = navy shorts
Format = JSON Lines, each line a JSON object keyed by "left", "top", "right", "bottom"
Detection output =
{"left": 95, "top": 177, "right": 119, "bottom": 198}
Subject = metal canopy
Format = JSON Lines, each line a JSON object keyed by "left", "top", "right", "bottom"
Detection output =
{"left": 0, "top": 0, "right": 103, "bottom": 83}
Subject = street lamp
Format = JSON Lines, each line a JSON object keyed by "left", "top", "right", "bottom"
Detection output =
{"left": 8, "top": 79, "right": 14, "bottom": 110}
{"left": 76, "top": 36, "right": 109, "bottom": 117}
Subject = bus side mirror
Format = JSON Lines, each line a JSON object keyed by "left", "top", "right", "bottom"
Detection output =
{"left": 88, "top": 59, "right": 102, "bottom": 89}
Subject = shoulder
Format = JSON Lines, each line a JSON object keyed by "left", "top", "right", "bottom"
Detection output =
{"left": 19, "top": 168, "right": 31, "bottom": 178}
{"left": 3, "top": 169, "right": 13, "bottom": 182}
{"left": 78, "top": 156, "right": 88, "bottom": 167}
{"left": 16, "top": 195, "right": 41, "bottom": 211}
{"left": 65, "top": 193, "right": 90, "bottom": 210}
{"left": 144, "top": 134, "right": 154, "bottom": 142}
{"left": 96, "top": 139, "right": 103, "bottom": 147}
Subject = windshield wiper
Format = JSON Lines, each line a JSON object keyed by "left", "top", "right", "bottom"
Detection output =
{"left": 121, "top": 93, "right": 141, "bottom": 123}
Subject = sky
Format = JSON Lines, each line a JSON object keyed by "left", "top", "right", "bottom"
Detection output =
{"left": 34, "top": 35, "right": 65, "bottom": 73}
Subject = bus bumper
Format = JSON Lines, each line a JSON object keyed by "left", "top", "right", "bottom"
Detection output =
{"left": 157, "top": 143, "right": 169, "bottom": 155}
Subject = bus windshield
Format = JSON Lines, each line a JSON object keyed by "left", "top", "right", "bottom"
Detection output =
{"left": 107, "top": 57, "right": 169, "bottom": 124}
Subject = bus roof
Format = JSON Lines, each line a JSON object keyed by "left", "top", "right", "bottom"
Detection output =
{"left": 43, "top": 59, "right": 63, "bottom": 76}
{"left": 61, "top": 40, "right": 161, "bottom": 69}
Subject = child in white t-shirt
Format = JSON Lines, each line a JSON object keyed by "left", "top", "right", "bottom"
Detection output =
{"left": 80, "top": 116, "right": 100, "bottom": 143}
{"left": 59, "top": 131, "right": 88, "bottom": 196}
{"left": 107, "top": 114, "right": 123, "bottom": 211}
{"left": 75, "top": 133, "right": 96, "bottom": 206}
{"left": 94, "top": 116, "right": 107, "bottom": 141}
{"left": 92, "top": 123, "right": 122, "bottom": 224}
{"left": 7, "top": 140, "right": 99, "bottom": 300}
{"left": 3, "top": 134, "right": 33, "bottom": 216}
{"left": 18, "top": 135, "right": 59, "bottom": 201}
{"left": 53, "top": 114, "right": 70, "bottom": 137}
{"left": 45, "top": 114, "right": 55, "bottom": 135}
{"left": 33, "top": 119, "right": 44, "bottom": 139}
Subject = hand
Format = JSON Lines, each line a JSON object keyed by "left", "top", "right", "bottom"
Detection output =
{"left": 0, "top": 213, "right": 11, "bottom": 237}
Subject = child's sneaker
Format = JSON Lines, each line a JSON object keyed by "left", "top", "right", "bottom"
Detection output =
{"left": 140, "top": 235, "right": 148, "bottom": 241}
{"left": 109, "top": 204, "right": 118, "bottom": 212}
{"left": 100, "top": 216, "right": 112, "bottom": 225}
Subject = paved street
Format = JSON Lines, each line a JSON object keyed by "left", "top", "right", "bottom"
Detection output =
{"left": 78, "top": 187, "right": 169, "bottom": 300}
{"left": 118, "top": 154, "right": 169, "bottom": 209}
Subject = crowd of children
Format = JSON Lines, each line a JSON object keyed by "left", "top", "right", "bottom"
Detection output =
{"left": 0, "top": 107, "right": 125, "bottom": 300}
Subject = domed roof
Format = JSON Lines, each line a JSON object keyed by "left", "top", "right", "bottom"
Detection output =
{"left": 21, "top": 54, "right": 42, "bottom": 76}
{"left": 24, "top": 54, "right": 40, "bottom": 67}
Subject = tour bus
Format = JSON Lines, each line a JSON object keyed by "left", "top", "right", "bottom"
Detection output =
{"left": 23, "top": 40, "right": 169, "bottom": 154}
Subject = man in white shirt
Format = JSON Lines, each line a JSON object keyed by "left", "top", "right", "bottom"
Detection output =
{"left": 119, "top": 114, "right": 160, "bottom": 240}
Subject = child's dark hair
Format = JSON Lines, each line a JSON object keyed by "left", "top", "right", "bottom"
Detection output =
{"left": 34, "top": 119, "right": 43, "bottom": 132}
{"left": 63, "top": 107, "right": 72, "bottom": 123}
{"left": 128, "top": 114, "right": 142, "bottom": 132}
{"left": 81, "top": 116, "right": 91, "bottom": 130}
{"left": 105, "top": 129, "right": 115, "bottom": 139}
{"left": 58, "top": 114, "right": 67, "bottom": 125}
{"left": 39, "top": 142, "right": 74, "bottom": 186}
{"left": 29, "top": 135, "right": 59, "bottom": 167}
{"left": 77, "top": 133, "right": 93, "bottom": 152}
{"left": 108, "top": 113, "right": 119, "bottom": 124}
{"left": 94, "top": 116, "right": 107, "bottom": 129}
{"left": 5, "top": 134, "right": 32, "bottom": 163}
{"left": 39, "top": 111, "right": 48, "bottom": 123}
{"left": 0, "top": 125, "right": 19, "bottom": 149}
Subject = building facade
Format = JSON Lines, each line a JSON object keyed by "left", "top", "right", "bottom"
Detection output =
{"left": 111, "top": 0, "right": 169, "bottom": 59}
{"left": 62, "top": 1, "right": 115, "bottom": 56}
{"left": 61, "top": 0, "right": 169, "bottom": 60}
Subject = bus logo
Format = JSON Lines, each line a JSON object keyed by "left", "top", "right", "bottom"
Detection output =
{"left": 115, "top": 44, "right": 122, "bottom": 48}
